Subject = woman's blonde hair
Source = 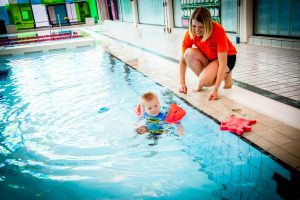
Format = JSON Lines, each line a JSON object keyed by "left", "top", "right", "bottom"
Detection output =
{"left": 188, "top": 7, "right": 213, "bottom": 41}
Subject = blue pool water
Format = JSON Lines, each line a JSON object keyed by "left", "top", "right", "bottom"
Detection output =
{"left": 0, "top": 48, "right": 299, "bottom": 200}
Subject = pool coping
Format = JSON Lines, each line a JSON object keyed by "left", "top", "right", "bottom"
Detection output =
{"left": 82, "top": 28, "right": 300, "bottom": 172}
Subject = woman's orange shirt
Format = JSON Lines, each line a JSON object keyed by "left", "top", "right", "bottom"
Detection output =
{"left": 182, "top": 21, "right": 237, "bottom": 60}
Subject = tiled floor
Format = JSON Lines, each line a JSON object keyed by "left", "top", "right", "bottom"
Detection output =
{"left": 81, "top": 21, "right": 300, "bottom": 171}
{"left": 87, "top": 21, "right": 300, "bottom": 107}
{"left": 236, "top": 44, "right": 300, "bottom": 102}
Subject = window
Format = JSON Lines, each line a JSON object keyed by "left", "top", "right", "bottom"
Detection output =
{"left": 255, "top": 0, "right": 300, "bottom": 38}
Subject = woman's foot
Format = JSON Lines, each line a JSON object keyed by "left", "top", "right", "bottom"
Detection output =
{"left": 224, "top": 72, "right": 233, "bottom": 89}
{"left": 192, "top": 83, "right": 203, "bottom": 92}
{"left": 192, "top": 88, "right": 202, "bottom": 92}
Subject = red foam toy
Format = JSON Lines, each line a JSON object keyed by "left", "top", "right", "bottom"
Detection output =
{"left": 220, "top": 115, "right": 256, "bottom": 135}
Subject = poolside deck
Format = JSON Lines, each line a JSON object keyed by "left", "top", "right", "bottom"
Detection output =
{"left": 83, "top": 21, "right": 300, "bottom": 171}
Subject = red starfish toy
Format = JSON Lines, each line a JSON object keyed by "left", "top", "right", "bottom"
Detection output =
{"left": 220, "top": 115, "right": 256, "bottom": 135}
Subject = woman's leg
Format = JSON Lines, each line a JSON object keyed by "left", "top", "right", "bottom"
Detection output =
{"left": 223, "top": 72, "right": 233, "bottom": 89}
{"left": 184, "top": 48, "right": 209, "bottom": 77}
{"left": 223, "top": 55, "right": 236, "bottom": 89}
{"left": 198, "top": 59, "right": 219, "bottom": 87}
{"left": 199, "top": 59, "right": 231, "bottom": 88}
{"left": 184, "top": 48, "right": 209, "bottom": 91}
{"left": 184, "top": 49, "right": 232, "bottom": 91}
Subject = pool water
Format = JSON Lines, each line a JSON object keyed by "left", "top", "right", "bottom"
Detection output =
{"left": 0, "top": 47, "right": 298, "bottom": 200}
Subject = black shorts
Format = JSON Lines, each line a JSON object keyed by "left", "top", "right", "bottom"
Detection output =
{"left": 227, "top": 54, "right": 236, "bottom": 72}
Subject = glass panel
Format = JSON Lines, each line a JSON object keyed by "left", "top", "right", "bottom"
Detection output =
{"left": 87, "top": 0, "right": 98, "bottom": 22}
{"left": 19, "top": 4, "right": 33, "bottom": 21}
{"left": 255, "top": 0, "right": 268, "bottom": 34}
{"left": 122, "top": 0, "right": 133, "bottom": 22}
{"left": 290, "top": 0, "right": 300, "bottom": 36}
{"left": 66, "top": 3, "right": 78, "bottom": 22}
{"left": 8, "top": 0, "right": 18, "bottom": 3}
{"left": 17, "top": 0, "right": 30, "bottom": 3}
{"left": 32, "top": 4, "right": 49, "bottom": 27}
{"left": 278, "top": 0, "right": 290, "bottom": 36}
{"left": 268, "top": 0, "right": 279, "bottom": 35}
{"left": 221, "top": 0, "right": 237, "bottom": 32}
{"left": 0, "top": 6, "right": 10, "bottom": 24}
{"left": 78, "top": 2, "right": 90, "bottom": 19}
{"left": 117, "top": 0, "right": 133, "bottom": 22}
{"left": 0, "top": 0, "right": 9, "bottom": 6}
{"left": 48, "top": 4, "right": 67, "bottom": 25}
{"left": 173, "top": 0, "right": 182, "bottom": 27}
{"left": 137, "top": 0, "right": 164, "bottom": 25}
{"left": 21, "top": 10, "right": 29, "bottom": 20}
{"left": 31, "top": 0, "right": 42, "bottom": 4}
{"left": 117, "top": 0, "right": 121, "bottom": 20}
{"left": 255, "top": 0, "right": 299, "bottom": 37}
{"left": 54, "top": 4, "right": 67, "bottom": 22}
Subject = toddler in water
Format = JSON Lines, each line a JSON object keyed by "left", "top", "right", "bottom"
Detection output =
{"left": 135, "top": 92, "right": 165, "bottom": 134}
{"left": 135, "top": 92, "right": 184, "bottom": 135}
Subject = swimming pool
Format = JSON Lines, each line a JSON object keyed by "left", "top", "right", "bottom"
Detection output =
{"left": 0, "top": 47, "right": 298, "bottom": 199}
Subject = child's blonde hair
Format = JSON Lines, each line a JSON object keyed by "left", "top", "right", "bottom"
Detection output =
{"left": 140, "top": 92, "right": 158, "bottom": 106}
{"left": 189, "top": 7, "right": 213, "bottom": 42}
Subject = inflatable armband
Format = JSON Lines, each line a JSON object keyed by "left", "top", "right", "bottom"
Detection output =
{"left": 135, "top": 104, "right": 142, "bottom": 117}
{"left": 164, "top": 103, "right": 186, "bottom": 124}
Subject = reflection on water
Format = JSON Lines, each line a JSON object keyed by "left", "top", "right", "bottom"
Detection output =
{"left": 273, "top": 171, "right": 300, "bottom": 199}
{"left": 0, "top": 70, "right": 10, "bottom": 81}
{"left": 0, "top": 48, "right": 299, "bottom": 200}
{"left": 123, "top": 64, "right": 131, "bottom": 84}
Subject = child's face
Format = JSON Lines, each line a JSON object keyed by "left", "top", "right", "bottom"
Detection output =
{"left": 144, "top": 98, "right": 160, "bottom": 117}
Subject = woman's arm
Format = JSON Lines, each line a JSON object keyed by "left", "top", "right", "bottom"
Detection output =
{"left": 209, "top": 52, "right": 227, "bottom": 100}
{"left": 179, "top": 56, "right": 188, "bottom": 94}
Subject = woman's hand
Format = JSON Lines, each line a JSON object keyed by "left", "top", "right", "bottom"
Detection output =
{"left": 179, "top": 84, "right": 188, "bottom": 94}
{"left": 209, "top": 90, "right": 219, "bottom": 100}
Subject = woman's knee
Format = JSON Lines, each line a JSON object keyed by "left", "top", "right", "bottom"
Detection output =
{"left": 199, "top": 76, "right": 215, "bottom": 87}
{"left": 183, "top": 48, "right": 195, "bottom": 62}
{"left": 184, "top": 48, "right": 208, "bottom": 66}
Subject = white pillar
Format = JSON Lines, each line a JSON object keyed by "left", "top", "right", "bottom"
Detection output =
{"left": 166, "top": 0, "right": 174, "bottom": 33}
{"left": 96, "top": 0, "right": 108, "bottom": 22}
{"left": 95, "top": 0, "right": 101, "bottom": 23}
{"left": 131, "top": 0, "right": 139, "bottom": 27}
{"left": 239, "top": 0, "right": 253, "bottom": 43}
